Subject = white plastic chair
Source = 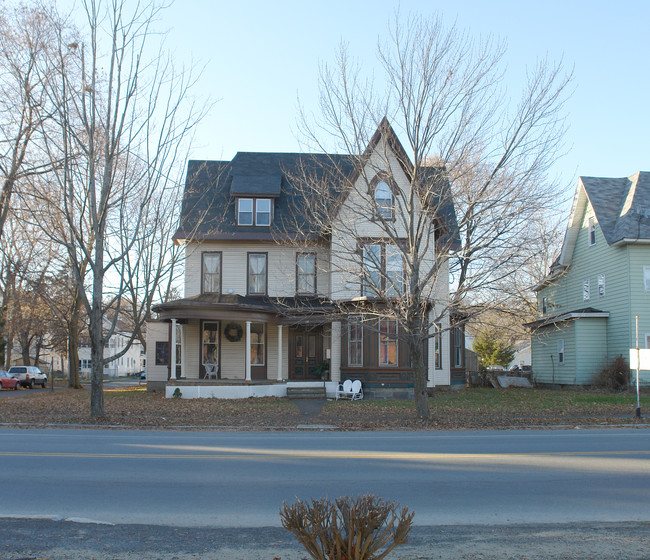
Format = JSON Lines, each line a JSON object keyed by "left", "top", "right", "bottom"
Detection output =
{"left": 203, "top": 363, "right": 218, "bottom": 380}
{"left": 336, "top": 379, "right": 353, "bottom": 400}
{"left": 350, "top": 379, "right": 363, "bottom": 400}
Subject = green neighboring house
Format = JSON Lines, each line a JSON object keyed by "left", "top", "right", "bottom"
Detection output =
{"left": 529, "top": 171, "right": 650, "bottom": 386}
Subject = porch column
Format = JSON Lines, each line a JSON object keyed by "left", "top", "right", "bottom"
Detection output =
{"left": 277, "top": 325, "right": 284, "bottom": 381}
{"left": 245, "top": 320, "right": 252, "bottom": 381}
{"left": 170, "top": 318, "right": 177, "bottom": 380}
{"left": 331, "top": 321, "right": 341, "bottom": 383}
{"left": 179, "top": 324, "right": 185, "bottom": 379}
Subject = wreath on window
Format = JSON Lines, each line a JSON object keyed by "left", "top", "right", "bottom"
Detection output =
{"left": 224, "top": 322, "right": 243, "bottom": 342}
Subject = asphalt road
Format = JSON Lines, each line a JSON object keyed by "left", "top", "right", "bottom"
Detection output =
{"left": 1, "top": 427, "right": 649, "bottom": 528}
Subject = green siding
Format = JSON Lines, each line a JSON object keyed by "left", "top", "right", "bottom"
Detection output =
{"left": 533, "top": 199, "right": 650, "bottom": 385}
{"left": 574, "top": 317, "right": 608, "bottom": 384}
{"left": 532, "top": 322, "right": 575, "bottom": 384}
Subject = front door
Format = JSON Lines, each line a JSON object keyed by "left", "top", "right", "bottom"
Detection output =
{"left": 289, "top": 327, "right": 324, "bottom": 380}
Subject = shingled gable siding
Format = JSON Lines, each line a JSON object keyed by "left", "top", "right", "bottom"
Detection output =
{"left": 328, "top": 142, "right": 451, "bottom": 387}
{"left": 183, "top": 242, "right": 330, "bottom": 298}
{"left": 330, "top": 147, "right": 439, "bottom": 301}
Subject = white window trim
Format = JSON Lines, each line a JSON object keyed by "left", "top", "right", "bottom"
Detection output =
{"left": 644, "top": 266, "right": 650, "bottom": 292}
{"left": 558, "top": 339, "right": 565, "bottom": 365}
{"left": 583, "top": 278, "right": 590, "bottom": 302}
{"left": 598, "top": 273, "right": 606, "bottom": 298}
{"left": 238, "top": 198, "right": 272, "bottom": 227}
{"left": 237, "top": 198, "right": 254, "bottom": 226}
{"left": 588, "top": 217, "right": 596, "bottom": 246}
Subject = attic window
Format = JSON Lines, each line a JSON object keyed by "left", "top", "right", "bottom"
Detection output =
{"left": 237, "top": 198, "right": 272, "bottom": 226}
{"left": 374, "top": 181, "right": 393, "bottom": 219}
{"left": 588, "top": 217, "right": 596, "bottom": 246}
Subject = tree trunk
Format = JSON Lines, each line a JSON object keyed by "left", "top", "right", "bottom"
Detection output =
{"left": 89, "top": 232, "right": 105, "bottom": 418}
{"left": 21, "top": 338, "right": 31, "bottom": 366}
{"left": 67, "top": 291, "right": 83, "bottom": 389}
{"left": 410, "top": 336, "right": 430, "bottom": 419}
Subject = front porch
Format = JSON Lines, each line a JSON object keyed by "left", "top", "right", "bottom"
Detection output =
{"left": 166, "top": 378, "right": 339, "bottom": 399}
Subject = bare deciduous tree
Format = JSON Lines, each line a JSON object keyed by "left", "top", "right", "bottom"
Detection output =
{"left": 0, "top": 2, "right": 60, "bottom": 241}
{"left": 295, "top": 14, "right": 571, "bottom": 418}
{"left": 37, "top": 0, "right": 206, "bottom": 418}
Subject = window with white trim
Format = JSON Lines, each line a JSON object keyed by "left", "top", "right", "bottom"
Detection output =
{"left": 542, "top": 296, "right": 548, "bottom": 315}
{"left": 583, "top": 278, "right": 590, "bottom": 301}
{"left": 588, "top": 217, "right": 596, "bottom": 246}
{"left": 558, "top": 339, "right": 565, "bottom": 365}
{"left": 598, "top": 274, "right": 606, "bottom": 298}
{"left": 644, "top": 266, "right": 650, "bottom": 292}
{"left": 434, "top": 322, "right": 442, "bottom": 369}
{"left": 237, "top": 198, "right": 272, "bottom": 226}
{"left": 237, "top": 198, "right": 253, "bottom": 225}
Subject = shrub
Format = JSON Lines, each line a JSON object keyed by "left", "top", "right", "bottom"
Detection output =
{"left": 592, "top": 355, "right": 630, "bottom": 391}
{"left": 280, "top": 495, "right": 414, "bottom": 560}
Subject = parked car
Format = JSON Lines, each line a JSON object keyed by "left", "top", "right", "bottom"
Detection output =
{"left": 140, "top": 371, "right": 146, "bottom": 380}
{"left": 0, "top": 371, "right": 20, "bottom": 390}
{"left": 8, "top": 366, "right": 47, "bottom": 388}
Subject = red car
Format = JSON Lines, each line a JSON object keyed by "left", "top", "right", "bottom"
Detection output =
{"left": 0, "top": 371, "right": 20, "bottom": 390}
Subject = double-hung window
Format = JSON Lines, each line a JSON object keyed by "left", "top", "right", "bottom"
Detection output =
{"left": 296, "top": 253, "right": 316, "bottom": 294}
{"left": 379, "top": 318, "right": 398, "bottom": 366}
{"left": 237, "top": 198, "right": 272, "bottom": 226}
{"left": 250, "top": 323, "right": 265, "bottom": 365}
{"left": 598, "top": 274, "right": 606, "bottom": 298}
{"left": 588, "top": 217, "right": 596, "bottom": 246}
{"left": 248, "top": 253, "right": 267, "bottom": 295}
{"left": 583, "top": 279, "right": 590, "bottom": 301}
{"left": 348, "top": 317, "right": 363, "bottom": 367}
{"left": 361, "top": 241, "right": 403, "bottom": 297}
{"left": 434, "top": 322, "right": 442, "bottom": 369}
{"left": 202, "top": 252, "right": 221, "bottom": 294}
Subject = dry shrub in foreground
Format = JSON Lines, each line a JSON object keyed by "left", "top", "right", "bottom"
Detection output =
{"left": 592, "top": 355, "right": 630, "bottom": 392}
{"left": 280, "top": 495, "right": 414, "bottom": 560}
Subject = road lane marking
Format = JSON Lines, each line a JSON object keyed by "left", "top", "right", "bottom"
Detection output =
{"left": 2, "top": 447, "right": 649, "bottom": 474}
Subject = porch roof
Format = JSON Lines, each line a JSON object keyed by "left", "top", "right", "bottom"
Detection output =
{"left": 525, "top": 307, "right": 609, "bottom": 330}
{"left": 152, "top": 293, "right": 336, "bottom": 324}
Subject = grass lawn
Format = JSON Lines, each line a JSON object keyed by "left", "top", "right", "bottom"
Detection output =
{"left": 0, "top": 385, "right": 648, "bottom": 430}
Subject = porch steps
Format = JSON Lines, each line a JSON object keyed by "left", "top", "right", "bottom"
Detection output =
{"left": 286, "top": 386, "right": 326, "bottom": 399}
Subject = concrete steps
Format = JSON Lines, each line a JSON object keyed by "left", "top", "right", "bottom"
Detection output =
{"left": 286, "top": 386, "right": 326, "bottom": 399}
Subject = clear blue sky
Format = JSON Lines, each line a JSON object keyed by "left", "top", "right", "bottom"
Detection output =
{"left": 160, "top": 0, "right": 647, "bottom": 197}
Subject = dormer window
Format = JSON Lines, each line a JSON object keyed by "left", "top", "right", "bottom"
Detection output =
{"left": 256, "top": 198, "right": 271, "bottom": 226}
{"left": 238, "top": 198, "right": 253, "bottom": 225}
{"left": 237, "top": 198, "right": 272, "bottom": 226}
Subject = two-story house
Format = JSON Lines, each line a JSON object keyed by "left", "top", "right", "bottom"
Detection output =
{"left": 529, "top": 171, "right": 650, "bottom": 386}
{"left": 146, "top": 120, "right": 461, "bottom": 398}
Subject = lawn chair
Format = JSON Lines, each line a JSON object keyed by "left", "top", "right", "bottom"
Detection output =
{"left": 203, "top": 363, "right": 218, "bottom": 380}
{"left": 350, "top": 379, "right": 363, "bottom": 400}
{"left": 336, "top": 379, "right": 353, "bottom": 400}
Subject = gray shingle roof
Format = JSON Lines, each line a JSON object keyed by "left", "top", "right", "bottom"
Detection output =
{"left": 582, "top": 171, "right": 650, "bottom": 244}
{"left": 174, "top": 134, "right": 460, "bottom": 248}
{"left": 175, "top": 153, "right": 355, "bottom": 241}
